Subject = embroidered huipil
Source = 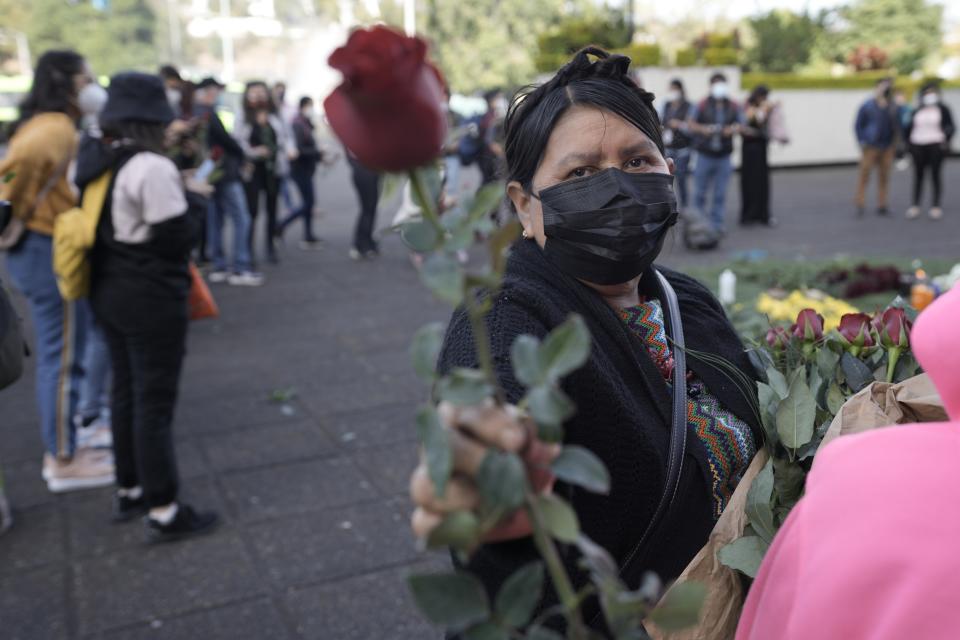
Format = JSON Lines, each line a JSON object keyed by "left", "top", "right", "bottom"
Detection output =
{"left": 620, "top": 299, "right": 756, "bottom": 519}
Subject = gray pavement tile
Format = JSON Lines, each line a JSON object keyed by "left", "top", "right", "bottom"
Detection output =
{"left": 172, "top": 439, "right": 211, "bottom": 479}
{"left": 246, "top": 498, "right": 419, "bottom": 586}
{"left": 3, "top": 458, "right": 56, "bottom": 509}
{"left": 0, "top": 565, "right": 68, "bottom": 640}
{"left": 297, "top": 377, "right": 419, "bottom": 418}
{"left": 200, "top": 420, "right": 337, "bottom": 472}
{"left": 0, "top": 419, "right": 44, "bottom": 464}
{"left": 285, "top": 564, "right": 441, "bottom": 640}
{"left": 318, "top": 402, "right": 419, "bottom": 450}
{"left": 74, "top": 534, "right": 263, "bottom": 636}
{"left": 351, "top": 443, "right": 418, "bottom": 497}
{"left": 66, "top": 478, "right": 228, "bottom": 559}
{"left": 220, "top": 456, "right": 377, "bottom": 523}
{"left": 0, "top": 504, "right": 64, "bottom": 575}
{"left": 175, "top": 393, "right": 307, "bottom": 435}
{"left": 91, "top": 598, "right": 293, "bottom": 640}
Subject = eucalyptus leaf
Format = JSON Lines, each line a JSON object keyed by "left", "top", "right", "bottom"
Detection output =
{"left": 410, "top": 322, "right": 445, "bottom": 380}
{"left": 841, "top": 352, "right": 874, "bottom": 393}
{"left": 408, "top": 571, "right": 490, "bottom": 631}
{"left": 772, "top": 457, "right": 806, "bottom": 505}
{"left": 718, "top": 535, "right": 768, "bottom": 578}
{"left": 747, "top": 348, "right": 773, "bottom": 380}
{"left": 422, "top": 252, "right": 464, "bottom": 306}
{"left": 647, "top": 582, "right": 707, "bottom": 632}
{"left": 816, "top": 347, "right": 840, "bottom": 380}
{"left": 807, "top": 367, "right": 824, "bottom": 410}
{"left": 494, "top": 561, "right": 544, "bottom": 628}
{"left": 526, "top": 385, "right": 575, "bottom": 431}
{"left": 463, "top": 622, "right": 509, "bottom": 640}
{"left": 551, "top": 445, "right": 611, "bottom": 494}
{"left": 409, "top": 166, "right": 444, "bottom": 213}
{"left": 437, "top": 368, "right": 495, "bottom": 406}
{"left": 746, "top": 458, "right": 776, "bottom": 544}
{"left": 766, "top": 367, "right": 789, "bottom": 398}
{"left": 427, "top": 510, "right": 481, "bottom": 551}
{"left": 535, "top": 494, "right": 580, "bottom": 543}
{"left": 775, "top": 373, "right": 816, "bottom": 449}
{"left": 826, "top": 381, "right": 846, "bottom": 415}
{"left": 416, "top": 406, "right": 452, "bottom": 498}
{"left": 401, "top": 220, "right": 441, "bottom": 252}
{"left": 510, "top": 334, "right": 543, "bottom": 387}
{"left": 756, "top": 382, "right": 780, "bottom": 445}
{"left": 477, "top": 451, "right": 527, "bottom": 511}
{"left": 539, "top": 314, "right": 591, "bottom": 382}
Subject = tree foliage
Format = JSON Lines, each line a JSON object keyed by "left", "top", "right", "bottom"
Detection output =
{"left": 747, "top": 10, "right": 821, "bottom": 72}
{"left": 534, "top": 14, "right": 631, "bottom": 73}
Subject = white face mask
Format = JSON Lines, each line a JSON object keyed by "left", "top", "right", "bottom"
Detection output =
{"left": 666, "top": 90, "right": 681, "bottom": 103}
{"left": 922, "top": 93, "right": 939, "bottom": 106}
{"left": 166, "top": 88, "right": 182, "bottom": 110}
{"left": 710, "top": 82, "right": 728, "bottom": 100}
{"left": 77, "top": 83, "right": 108, "bottom": 116}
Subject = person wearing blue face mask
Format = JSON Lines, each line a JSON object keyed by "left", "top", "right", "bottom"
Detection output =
{"left": 688, "top": 72, "right": 744, "bottom": 235}
{"left": 409, "top": 48, "right": 761, "bottom": 636}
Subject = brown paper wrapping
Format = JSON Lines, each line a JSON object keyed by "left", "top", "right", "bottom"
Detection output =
{"left": 647, "top": 374, "right": 945, "bottom": 640}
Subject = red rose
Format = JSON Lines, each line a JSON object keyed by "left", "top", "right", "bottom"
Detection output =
{"left": 324, "top": 26, "right": 447, "bottom": 172}
{"left": 765, "top": 326, "right": 791, "bottom": 351}
{"left": 878, "top": 307, "right": 912, "bottom": 349}
{"left": 791, "top": 309, "right": 824, "bottom": 342}
{"left": 838, "top": 313, "right": 876, "bottom": 349}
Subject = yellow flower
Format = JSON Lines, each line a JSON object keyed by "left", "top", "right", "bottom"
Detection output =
{"left": 756, "top": 289, "right": 858, "bottom": 329}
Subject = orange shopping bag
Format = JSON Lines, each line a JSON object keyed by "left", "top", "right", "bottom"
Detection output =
{"left": 188, "top": 263, "right": 219, "bottom": 320}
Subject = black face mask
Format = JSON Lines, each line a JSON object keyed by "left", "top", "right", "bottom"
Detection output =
{"left": 534, "top": 169, "right": 678, "bottom": 285}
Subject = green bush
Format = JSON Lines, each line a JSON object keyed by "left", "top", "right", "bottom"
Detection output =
{"left": 702, "top": 48, "right": 739, "bottom": 66}
{"left": 614, "top": 43, "right": 662, "bottom": 67}
{"left": 534, "top": 15, "right": 631, "bottom": 73}
{"left": 742, "top": 71, "right": 960, "bottom": 92}
{"left": 675, "top": 48, "right": 698, "bottom": 67}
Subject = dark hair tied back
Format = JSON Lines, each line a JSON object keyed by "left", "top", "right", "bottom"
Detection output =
{"left": 503, "top": 47, "right": 664, "bottom": 192}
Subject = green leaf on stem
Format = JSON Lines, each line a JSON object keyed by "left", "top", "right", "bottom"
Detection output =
{"left": 747, "top": 348, "right": 774, "bottom": 380}
{"left": 648, "top": 582, "right": 707, "bottom": 632}
{"left": 526, "top": 626, "right": 565, "bottom": 640}
{"left": 494, "top": 561, "right": 544, "bottom": 628}
{"left": 421, "top": 253, "right": 464, "bottom": 306}
{"left": 510, "top": 334, "right": 543, "bottom": 387}
{"left": 841, "top": 351, "right": 874, "bottom": 393}
{"left": 540, "top": 314, "right": 591, "bottom": 383}
{"left": 401, "top": 220, "right": 441, "bottom": 253}
{"left": 467, "top": 182, "right": 505, "bottom": 223}
{"left": 488, "top": 221, "right": 521, "bottom": 276}
{"left": 534, "top": 494, "right": 580, "bottom": 543}
{"left": 477, "top": 451, "right": 527, "bottom": 511}
{"left": 526, "top": 385, "right": 575, "bottom": 431}
{"left": 427, "top": 510, "right": 481, "bottom": 552}
{"left": 463, "top": 622, "right": 509, "bottom": 640}
{"left": 756, "top": 382, "right": 780, "bottom": 445}
{"left": 746, "top": 458, "right": 776, "bottom": 544}
{"left": 416, "top": 405, "right": 451, "bottom": 498}
{"left": 775, "top": 373, "right": 816, "bottom": 449}
{"left": 766, "top": 367, "right": 789, "bottom": 399}
{"left": 807, "top": 366, "right": 824, "bottom": 410}
{"left": 772, "top": 457, "right": 806, "bottom": 506}
{"left": 718, "top": 535, "right": 768, "bottom": 578}
{"left": 380, "top": 173, "right": 404, "bottom": 203}
{"left": 411, "top": 322, "right": 445, "bottom": 380}
{"left": 893, "top": 352, "right": 919, "bottom": 382}
{"left": 826, "top": 380, "right": 846, "bottom": 415}
{"left": 408, "top": 571, "right": 490, "bottom": 631}
{"left": 816, "top": 347, "right": 840, "bottom": 380}
{"left": 551, "top": 445, "right": 610, "bottom": 494}
{"left": 409, "top": 166, "right": 444, "bottom": 213}
{"left": 437, "top": 368, "right": 495, "bottom": 406}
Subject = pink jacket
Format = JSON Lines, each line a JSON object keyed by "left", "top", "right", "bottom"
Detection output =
{"left": 736, "top": 285, "right": 960, "bottom": 640}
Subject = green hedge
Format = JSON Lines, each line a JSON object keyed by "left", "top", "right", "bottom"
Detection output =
{"left": 742, "top": 71, "right": 960, "bottom": 92}
{"left": 675, "top": 48, "right": 698, "bottom": 67}
{"left": 703, "top": 48, "right": 740, "bottom": 66}
{"left": 614, "top": 43, "right": 663, "bottom": 67}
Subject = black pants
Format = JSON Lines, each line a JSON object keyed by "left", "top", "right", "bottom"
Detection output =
{"left": 740, "top": 138, "right": 770, "bottom": 225}
{"left": 278, "top": 164, "right": 317, "bottom": 241}
{"left": 92, "top": 283, "right": 187, "bottom": 508}
{"left": 244, "top": 162, "right": 279, "bottom": 263}
{"left": 349, "top": 159, "right": 381, "bottom": 253}
{"left": 910, "top": 143, "right": 945, "bottom": 207}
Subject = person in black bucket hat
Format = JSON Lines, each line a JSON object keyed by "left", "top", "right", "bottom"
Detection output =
{"left": 79, "top": 70, "right": 220, "bottom": 543}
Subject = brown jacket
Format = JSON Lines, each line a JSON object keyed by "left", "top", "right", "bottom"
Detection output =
{"left": 0, "top": 112, "right": 78, "bottom": 236}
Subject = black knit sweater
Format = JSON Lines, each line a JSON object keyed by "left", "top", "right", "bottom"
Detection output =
{"left": 437, "top": 239, "right": 762, "bottom": 631}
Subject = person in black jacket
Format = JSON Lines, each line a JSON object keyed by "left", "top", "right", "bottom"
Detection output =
{"left": 277, "top": 96, "right": 323, "bottom": 248}
{"left": 660, "top": 78, "right": 694, "bottom": 209}
{"left": 85, "top": 72, "right": 218, "bottom": 542}
{"left": 904, "top": 82, "right": 955, "bottom": 220}
{"left": 410, "top": 48, "right": 761, "bottom": 635}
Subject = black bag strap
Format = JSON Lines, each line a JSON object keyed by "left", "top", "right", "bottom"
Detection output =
{"left": 617, "top": 269, "right": 688, "bottom": 578}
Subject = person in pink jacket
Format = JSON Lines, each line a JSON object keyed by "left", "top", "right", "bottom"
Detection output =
{"left": 736, "top": 285, "right": 960, "bottom": 640}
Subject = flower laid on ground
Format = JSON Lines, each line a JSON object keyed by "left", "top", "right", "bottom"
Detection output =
{"left": 756, "top": 289, "right": 859, "bottom": 329}
{"left": 324, "top": 25, "right": 447, "bottom": 172}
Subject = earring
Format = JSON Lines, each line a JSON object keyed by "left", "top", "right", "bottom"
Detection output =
{"left": 522, "top": 229, "right": 530, "bottom": 239}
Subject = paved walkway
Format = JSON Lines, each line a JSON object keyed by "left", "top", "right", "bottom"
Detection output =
{"left": 1, "top": 159, "right": 958, "bottom": 639}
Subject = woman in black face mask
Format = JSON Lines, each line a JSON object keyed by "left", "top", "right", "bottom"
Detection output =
{"left": 410, "top": 48, "right": 762, "bottom": 635}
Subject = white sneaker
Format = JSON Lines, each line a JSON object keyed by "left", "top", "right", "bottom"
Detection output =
{"left": 74, "top": 414, "right": 113, "bottom": 449}
{"left": 930, "top": 207, "right": 943, "bottom": 220}
{"left": 208, "top": 270, "right": 230, "bottom": 283}
{"left": 227, "top": 271, "right": 265, "bottom": 287}
{"left": 349, "top": 248, "right": 363, "bottom": 261}
{"left": 906, "top": 206, "right": 920, "bottom": 219}
{"left": 43, "top": 449, "right": 115, "bottom": 493}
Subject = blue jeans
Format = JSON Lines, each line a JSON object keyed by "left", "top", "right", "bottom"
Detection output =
{"left": 444, "top": 155, "right": 461, "bottom": 198}
{"left": 207, "top": 179, "right": 253, "bottom": 273}
{"left": 77, "top": 316, "right": 111, "bottom": 422}
{"left": 666, "top": 147, "right": 692, "bottom": 209}
{"left": 5, "top": 232, "right": 89, "bottom": 458}
{"left": 278, "top": 165, "right": 317, "bottom": 241}
{"left": 693, "top": 153, "right": 734, "bottom": 231}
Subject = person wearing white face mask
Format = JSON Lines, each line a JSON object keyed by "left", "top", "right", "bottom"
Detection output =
{"left": 904, "top": 82, "right": 955, "bottom": 220}
{"left": 688, "top": 72, "right": 744, "bottom": 234}
{"left": 0, "top": 50, "right": 115, "bottom": 493}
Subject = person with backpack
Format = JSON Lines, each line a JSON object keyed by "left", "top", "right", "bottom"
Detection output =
{"left": 81, "top": 71, "right": 218, "bottom": 540}
{"left": 904, "top": 82, "right": 955, "bottom": 221}
{"left": 689, "top": 72, "right": 743, "bottom": 235}
{"left": 0, "top": 50, "right": 115, "bottom": 493}
{"left": 660, "top": 78, "right": 694, "bottom": 210}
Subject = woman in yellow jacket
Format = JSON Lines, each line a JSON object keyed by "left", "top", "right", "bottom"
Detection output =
{"left": 0, "top": 50, "right": 113, "bottom": 492}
